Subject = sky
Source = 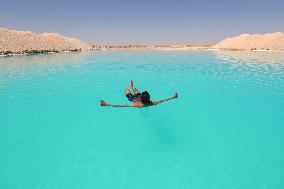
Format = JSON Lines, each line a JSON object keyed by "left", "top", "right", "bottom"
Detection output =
{"left": 0, "top": 0, "right": 284, "bottom": 45}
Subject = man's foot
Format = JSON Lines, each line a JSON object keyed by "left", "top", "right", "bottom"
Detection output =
{"left": 130, "top": 80, "right": 134, "bottom": 88}
{"left": 130, "top": 80, "right": 140, "bottom": 94}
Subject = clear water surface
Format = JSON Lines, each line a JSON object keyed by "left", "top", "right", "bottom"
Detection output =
{"left": 0, "top": 50, "right": 284, "bottom": 189}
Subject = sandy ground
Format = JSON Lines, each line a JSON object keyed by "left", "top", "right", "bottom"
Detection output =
{"left": 90, "top": 44, "right": 212, "bottom": 51}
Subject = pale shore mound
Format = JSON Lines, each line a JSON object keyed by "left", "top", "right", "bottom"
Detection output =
{"left": 0, "top": 28, "right": 90, "bottom": 54}
{"left": 214, "top": 32, "right": 284, "bottom": 50}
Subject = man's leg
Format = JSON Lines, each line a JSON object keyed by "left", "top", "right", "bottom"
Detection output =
{"left": 125, "top": 88, "right": 132, "bottom": 98}
{"left": 130, "top": 80, "right": 139, "bottom": 94}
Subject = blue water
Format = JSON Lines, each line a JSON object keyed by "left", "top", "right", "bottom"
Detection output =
{"left": 0, "top": 50, "right": 284, "bottom": 189}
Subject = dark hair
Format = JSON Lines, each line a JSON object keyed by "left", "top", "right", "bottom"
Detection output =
{"left": 141, "top": 91, "right": 153, "bottom": 105}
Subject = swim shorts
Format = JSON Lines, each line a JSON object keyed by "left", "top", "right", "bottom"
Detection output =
{"left": 126, "top": 93, "right": 142, "bottom": 102}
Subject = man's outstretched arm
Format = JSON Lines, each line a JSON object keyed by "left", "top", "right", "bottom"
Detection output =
{"left": 152, "top": 92, "right": 178, "bottom": 105}
{"left": 100, "top": 100, "right": 135, "bottom": 107}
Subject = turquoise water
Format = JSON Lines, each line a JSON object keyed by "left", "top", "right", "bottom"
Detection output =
{"left": 0, "top": 50, "right": 284, "bottom": 189}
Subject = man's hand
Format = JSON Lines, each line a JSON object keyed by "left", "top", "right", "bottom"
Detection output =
{"left": 173, "top": 92, "right": 178, "bottom": 98}
{"left": 100, "top": 100, "right": 109, "bottom": 106}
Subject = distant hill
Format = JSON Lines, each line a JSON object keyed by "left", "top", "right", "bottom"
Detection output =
{"left": 214, "top": 32, "right": 284, "bottom": 50}
{"left": 0, "top": 28, "right": 90, "bottom": 54}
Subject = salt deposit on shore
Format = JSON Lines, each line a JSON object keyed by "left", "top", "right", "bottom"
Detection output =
{"left": 214, "top": 32, "right": 284, "bottom": 50}
{"left": 2, "top": 28, "right": 284, "bottom": 55}
{"left": 0, "top": 28, "right": 90, "bottom": 55}
{"left": 90, "top": 44, "right": 212, "bottom": 51}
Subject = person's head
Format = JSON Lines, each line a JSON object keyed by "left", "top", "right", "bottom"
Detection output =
{"left": 141, "top": 91, "right": 153, "bottom": 105}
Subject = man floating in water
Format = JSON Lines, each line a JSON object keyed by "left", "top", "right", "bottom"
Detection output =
{"left": 100, "top": 80, "right": 178, "bottom": 107}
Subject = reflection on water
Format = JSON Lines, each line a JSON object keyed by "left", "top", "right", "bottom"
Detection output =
{"left": 211, "top": 50, "right": 284, "bottom": 93}
{"left": 0, "top": 52, "right": 92, "bottom": 84}
{"left": 213, "top": 50, "right": 284, "bottom": 66}
{"left": 1, "top": 50, "right": 284, "bottom": 93}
